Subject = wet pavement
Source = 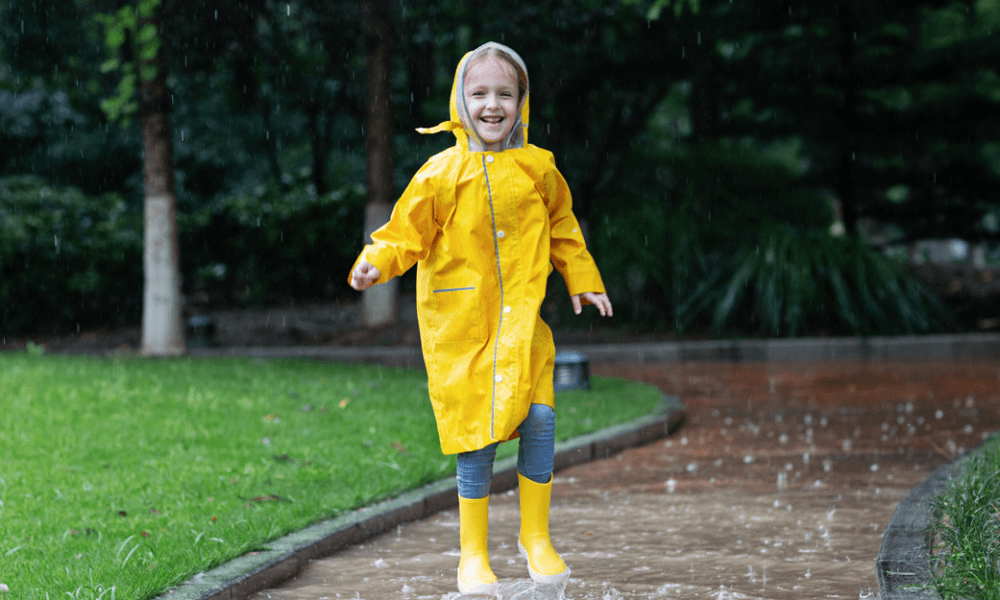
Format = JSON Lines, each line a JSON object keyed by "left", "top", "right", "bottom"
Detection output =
{"left": 248, "top": 360, "right": 1000, "bottom": 599}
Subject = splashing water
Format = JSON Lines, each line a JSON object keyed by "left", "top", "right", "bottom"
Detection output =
{"left": 438, "top": 578, "right": 571, "bottom": 600}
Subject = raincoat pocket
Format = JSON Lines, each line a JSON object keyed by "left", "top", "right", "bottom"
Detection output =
{"left": 431, "top": 285, "right": 487, "bottom": 341}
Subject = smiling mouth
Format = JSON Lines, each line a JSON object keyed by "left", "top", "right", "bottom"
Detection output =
{"left": 480, "top": 116, "right": 504, "bottom": 125}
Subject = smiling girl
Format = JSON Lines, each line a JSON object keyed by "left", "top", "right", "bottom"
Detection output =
{"left": 349, "top": 42, "right": 611, "bottom": 596}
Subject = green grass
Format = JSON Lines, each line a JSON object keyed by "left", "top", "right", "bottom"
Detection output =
{"left": 0, "top": 353, "right": 664, "bottom": 599}
{"left": 927, "top": 434, "right": 1000, "bottom": 600}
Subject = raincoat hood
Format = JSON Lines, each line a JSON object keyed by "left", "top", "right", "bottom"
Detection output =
{"left": 417, "top": 41, "right": 530, "bottom": 152}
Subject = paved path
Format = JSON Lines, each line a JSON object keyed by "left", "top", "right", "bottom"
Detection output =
{"left": 248, "top": 360, "right": 999, "bottom": 599}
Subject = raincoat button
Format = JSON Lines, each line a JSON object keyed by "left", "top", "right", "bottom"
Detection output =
{"left": 495, "top": 374, "right": 503, "bottom": 383}
{"left": 503, "top": 306, "right": 511, "bottom": 314}
{"left": 486, "top": 155, "right": 494, "bottom": 163}
{"left": 497, "top": 230, "right": 505, "bottom": 239}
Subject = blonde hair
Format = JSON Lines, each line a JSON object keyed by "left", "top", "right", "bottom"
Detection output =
{"left": 465, "top": 47, "right": 528, "bottom": 102}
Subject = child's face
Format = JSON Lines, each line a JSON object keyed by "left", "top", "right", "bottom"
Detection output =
{"left": 463, "top": 57, "right": 519, "bottom": 152}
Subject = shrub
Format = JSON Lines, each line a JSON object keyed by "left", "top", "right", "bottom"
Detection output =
{"left": 181, "top": 181, "right": 367, "bottom": 306}
{"left": 0, "top": 175, "right": 143, "bottom": 336}
{"left": 0, "top": 176, "right": 367, "bottom": 336}
{"left": 678, "top": 223, "right": 953, "bottom": 337}
{"left": 594, "top": 141, "right": 951, "bottom": 338}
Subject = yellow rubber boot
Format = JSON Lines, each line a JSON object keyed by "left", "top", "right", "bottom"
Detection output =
{"left": 517, "top": 472, "right": 570, "bottom": 585}
{"left": 457, "top": 495, "right": 498, "bottom": 596}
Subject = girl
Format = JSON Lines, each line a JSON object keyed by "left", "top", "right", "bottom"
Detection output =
{"left": 349, "top": 42, "right": 612, "bottom": 596}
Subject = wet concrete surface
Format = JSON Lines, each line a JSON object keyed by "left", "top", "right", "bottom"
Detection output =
{"left": 249, "top": 361, "right": 1000, "bottom": 599}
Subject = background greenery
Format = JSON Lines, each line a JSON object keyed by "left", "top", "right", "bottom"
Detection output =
{"left": 2, "top": 0, "right": 999, "bottom": 337}
{"left": 0, "top": 353, "right": 666, "bottom": 599}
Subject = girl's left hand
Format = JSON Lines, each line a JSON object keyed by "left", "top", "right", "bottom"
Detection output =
{"left": 571, "top": 292, "right": 613, "bottom": 317}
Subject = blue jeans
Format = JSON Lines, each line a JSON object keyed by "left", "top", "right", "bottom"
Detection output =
{"left": 456, "top": 403, "right": 555, "bottom": 499}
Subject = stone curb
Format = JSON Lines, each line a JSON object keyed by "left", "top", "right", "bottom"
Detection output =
{"left": 155, "top": 396, "right": 685, "bottom": 600}
{"left": 189, "top": 333, "right": 1000, "bottom": 366}
{"left": 876, "top": 433, "right": 999, "bottom": 600}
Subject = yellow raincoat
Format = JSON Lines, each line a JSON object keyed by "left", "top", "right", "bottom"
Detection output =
{"left": 349, "top": 42, "right": 605, "bottom": 455}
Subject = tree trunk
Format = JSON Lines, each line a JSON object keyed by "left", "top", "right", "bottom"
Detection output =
{"left": 139, "top": 4, "right": 185, "bottom": 356}
{"left": 261, "top": 95, "right": 287, "bottom": 191}
{"left": 362, "top": 0, "right": 397, "bottom": 327}
{"left": 309, "top": 104, "right": 330, "bottom": 195}
{"left": 690, "top": 21, "right": 717, "bottom": 145}
{"left": 837, "top": 0, "right": 859, "bottom": 236}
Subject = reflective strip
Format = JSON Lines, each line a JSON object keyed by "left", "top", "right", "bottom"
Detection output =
{"left": 482, "top": 154, "right": 504, "bottom": 441}
{"left": 432, "top": 287, "right": 474, "bottom": 293}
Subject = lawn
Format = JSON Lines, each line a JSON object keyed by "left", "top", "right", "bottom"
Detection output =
{"left": 927, "top": 434, "right": 1000, "bottom": 600}
{"left": 0, "top": 352, "right": 664, "bottom": 599}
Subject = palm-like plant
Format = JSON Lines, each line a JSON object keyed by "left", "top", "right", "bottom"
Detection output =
{"left": 677, "top": 223, "right": 952, "bottom": 337}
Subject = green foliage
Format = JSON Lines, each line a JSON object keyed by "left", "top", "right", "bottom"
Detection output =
{"left": 679, "top": 224, "right": 951, "bottom": 337}
{"left": 0, "top": 175, "right": 143, "bottom": 336}
{"left": 0, "top": 175, "right": 367, "bottom": 336}
{"left": 2, "top": 0, "right": 995, "bottom": 336}
{"left": 93, "top": 0, "right": 163, "bottom": 125}
{"left": 927, "top": 436, "right": 1000, "bottom": 600}
{"left": 182, "top": 180, "right": 368, "bottom": 306}
{"left": 624, "top": 0, "right": 700, "bottom": 20}
{"left": 595, "top": 132, "right": 950, "bottom": 337}
{"left": 0, "top": 354, "right": 664, "bottom": 599}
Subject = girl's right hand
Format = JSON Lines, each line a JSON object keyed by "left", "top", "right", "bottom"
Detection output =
{"left": 350, "top": 261, "right": 382, "bottom": 291}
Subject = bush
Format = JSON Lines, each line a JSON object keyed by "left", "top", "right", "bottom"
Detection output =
{"left": 678, "top": 223, "right": 953, "bottom": 337}
{"left": 0, "top": 176, "right": 367, "bottom": 337}
{"left": 0, "top": 175, "right": 143, "bottom": 336}
{"left": 593, "top": 141, "right": 951, "bottom": 338}
{"left": 181, "top": 181, "right": 367, "bottom": 306}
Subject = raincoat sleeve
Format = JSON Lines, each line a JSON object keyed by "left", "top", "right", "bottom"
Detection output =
{"left": 540, "top": 151, "right": 606, "bottom": 298}
{"left": 348, "top": 162, "right": 441, "bottom": 285}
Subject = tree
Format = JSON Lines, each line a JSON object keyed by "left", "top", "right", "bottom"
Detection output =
{"left": 361, "top": 0, "right": 397, "bottom": 327}
{"left": 97, "top": 0, "right": 185, "bottom": 355}
{"left": 137, "top": 0, "right": 184, "bottom": 355}
{"left": 693, "top": 0, "right": 1000, "bottom": 247}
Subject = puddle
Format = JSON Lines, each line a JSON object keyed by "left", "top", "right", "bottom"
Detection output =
{"left": 249, "top": 485, "right": 899, "bottom": 599}
{"left": 249, "top": 361, "right": 998, "bottom": 600}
